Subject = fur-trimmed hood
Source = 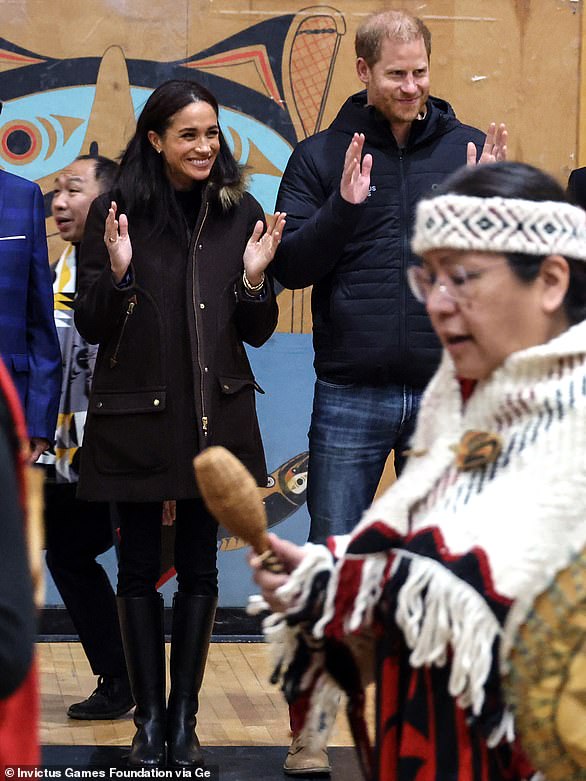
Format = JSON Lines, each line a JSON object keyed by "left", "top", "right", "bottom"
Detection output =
{"left": 212, "top": 166, "right": 249, "bottom": 212}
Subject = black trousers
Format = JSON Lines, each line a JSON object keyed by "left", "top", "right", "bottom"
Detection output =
{"left": 44, "top": 482, "right": 126, "bottom": 677}
{"left": 116, "top": 499, "right": 218, "bottom": 598}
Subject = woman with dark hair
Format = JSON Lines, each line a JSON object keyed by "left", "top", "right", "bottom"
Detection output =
{"left": 75, "top": 79, "right": 285, "bottom": 768}
{"left": 251, "top": 162, "right": 586, "bottom": 780}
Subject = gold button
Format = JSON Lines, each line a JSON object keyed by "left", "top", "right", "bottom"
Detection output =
{"left": 199, "top": 303, "right": 205, "bottom": 309}
{"left": 153, "top": 398, "right": 160, "bottom": 407}
{"left": 223, "top": 384, "right": 229, "bottom": 390}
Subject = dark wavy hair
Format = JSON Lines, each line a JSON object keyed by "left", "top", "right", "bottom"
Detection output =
{"left": 114, "top": 80, "right": 240, "bottom": 237}
{"left": 428, "top": 162, "right": 586, "bottom": 325}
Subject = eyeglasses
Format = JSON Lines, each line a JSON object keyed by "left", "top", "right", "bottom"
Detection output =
{"left": 406, "top": 261, "right": 507, "bottom": 304}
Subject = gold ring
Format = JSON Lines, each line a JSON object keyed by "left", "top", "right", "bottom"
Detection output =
{"left": 108, "top": 237, "right": 117, "bottom": 243}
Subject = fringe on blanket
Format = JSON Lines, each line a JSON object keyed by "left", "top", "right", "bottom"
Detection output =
{"left": 261, "top": 545, "right": 342, "bottom": 751}
{"left": 252, "top": 540, "right": 517, "bottom": 753}
{"left": 276, "top": 543, "right": 336, "bottom": 608}
{"left": 314, "top": 552, "right": 392, "bottom": 639}
{"left": 393, "top": 551, "right": 502, "bottom": 716}
{"left": 487, "top": 709, "right": 515, "bottom": 748}
{"left": 312, "top": 546, "right": 507, "bottom": 725}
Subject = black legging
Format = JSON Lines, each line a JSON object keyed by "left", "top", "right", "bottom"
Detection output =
{"left": 116, "top": 498, "right": 218, "bottom": 597}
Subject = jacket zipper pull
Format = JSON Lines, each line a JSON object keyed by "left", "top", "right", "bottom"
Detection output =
{"left": 202, "top": 416, "right": 208, "bottom": 436}
{"left": 110, "top": 294, "right": 137, "bottom": 368}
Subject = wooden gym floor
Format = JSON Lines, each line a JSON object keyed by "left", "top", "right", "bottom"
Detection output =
{"left": 40, "top": 640, "right": 371, "bottom": 778}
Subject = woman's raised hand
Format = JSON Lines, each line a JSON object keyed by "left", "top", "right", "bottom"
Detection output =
{"left": 104, "top": 201, "right": 132, "bottom": 283}
{"left": 242, "top": 211, "right": 286, "bottom": 286}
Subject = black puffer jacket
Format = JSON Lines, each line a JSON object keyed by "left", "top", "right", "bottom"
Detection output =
{"left": 273, "top": 91, "right": 485, "bottom": 388}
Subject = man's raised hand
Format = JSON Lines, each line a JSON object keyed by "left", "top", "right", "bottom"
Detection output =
{"left": 340, "top": 132, "right": 373, "bottom": 204}
{"left": 467, "top": 122, "right": 508, "bottom": 166}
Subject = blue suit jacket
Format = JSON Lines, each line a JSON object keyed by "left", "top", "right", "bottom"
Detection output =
{"left": 0, "top": 170, "right": 61, "bottom": 441}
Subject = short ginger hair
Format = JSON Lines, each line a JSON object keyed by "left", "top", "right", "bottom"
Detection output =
{"left": 355, "top": 10, "right": 432, "bottom": 67}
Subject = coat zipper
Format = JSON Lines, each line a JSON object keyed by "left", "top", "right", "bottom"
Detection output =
{"left": 109, "top": 294, "right": 137, "bottom": 368}
{"left": 398, "top": 147, "right": 408, "bottom": 368}
{"left": 192, "top": 202, "right": 209, "bottom": 438}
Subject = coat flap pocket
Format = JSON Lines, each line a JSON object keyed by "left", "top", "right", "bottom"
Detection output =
{"left": 217, "top": 375, "right": 265, "bottom": 395}
{"left": 10, "top": 354, "right": 29, "bottom": 373}
{"left": 92, "top": 389, "right": 166, "bottom": 414}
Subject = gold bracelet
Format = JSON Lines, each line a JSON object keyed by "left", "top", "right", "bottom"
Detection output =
{"left": 243, "top": 270, "right": 265, "bottom": 293}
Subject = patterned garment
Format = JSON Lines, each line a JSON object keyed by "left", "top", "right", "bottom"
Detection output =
{"left": 39, "top": 244, "right": 97, "bottom": 483}
{"left": 363, "top": 527, "right": 532, "bottom": 780}
{"left": 264, "top": 319, "right": 586, "bottom": 781}
{"left": 376, "top": 641, "right": 530, "bottom": 781}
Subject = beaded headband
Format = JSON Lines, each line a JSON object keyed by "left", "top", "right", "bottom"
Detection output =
{"left": 411, "top": 195, "right": 586, "bottom": 260}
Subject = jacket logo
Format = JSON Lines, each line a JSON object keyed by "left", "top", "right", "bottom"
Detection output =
{"left": 367, "top": 185, "right": 377, "bottom": 198}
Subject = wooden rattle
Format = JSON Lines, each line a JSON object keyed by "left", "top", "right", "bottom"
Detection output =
{"left": 193, "top": 446, "right": 284, "bottom": 573}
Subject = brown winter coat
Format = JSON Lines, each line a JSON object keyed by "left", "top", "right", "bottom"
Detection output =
{"left": 74, "top": 181, "right": 277, "bottom": 502}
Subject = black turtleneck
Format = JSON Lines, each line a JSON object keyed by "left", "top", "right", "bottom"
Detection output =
{"left": 174, "top": 183, "right": 203, "bottom": 234}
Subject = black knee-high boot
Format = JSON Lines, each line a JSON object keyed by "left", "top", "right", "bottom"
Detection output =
{"left": 166, "top": 593, "right": 217, "bottom": 768}
{"left": 117, "top": 595, "right": 166, "bottom": 767}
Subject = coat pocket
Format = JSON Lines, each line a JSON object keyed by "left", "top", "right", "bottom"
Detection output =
{"left": 88, "top": 389, "right": 169, "bottom": 474}
{"left": 211, "top": 375, "right": 263, "bottom": 456}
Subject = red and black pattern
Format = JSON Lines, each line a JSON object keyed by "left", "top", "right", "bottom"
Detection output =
{"left": 335, "top": 524, "right": 531, "bottom": 779}
{"left": 279, "top": 519, "right": 535, "bottom": 780}
{"left": 348, "top": 524, "right": 512, "bottom": 623}
{"left": 375, "top": 634, "right": 531, "bottom": 781}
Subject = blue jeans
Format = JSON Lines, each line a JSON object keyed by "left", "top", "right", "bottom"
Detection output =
{"left": 307, "top": 379, "right": 423, "bottom": 543}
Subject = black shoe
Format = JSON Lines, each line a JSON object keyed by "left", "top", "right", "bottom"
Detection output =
{"left": 67, "top": 675, "right": 134, "bottom": 720}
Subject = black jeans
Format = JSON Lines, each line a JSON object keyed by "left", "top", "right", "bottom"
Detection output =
{"left": 44, "top": 482, "right": 126, "bottom": 677}
{"left": 116, "top": 499, "right": 218, "bottom": 598}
